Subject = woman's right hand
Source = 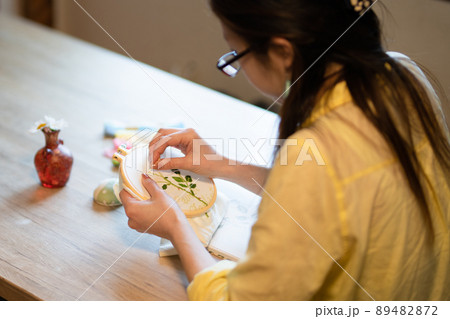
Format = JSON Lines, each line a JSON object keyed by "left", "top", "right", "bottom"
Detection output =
{"left": 148, "top": 128, "right": 227, "bottom": 178}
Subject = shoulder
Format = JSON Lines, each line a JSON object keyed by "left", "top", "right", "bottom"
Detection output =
{"left": 387, "top": 51, "right": 417, "bottom": 67}
{"left": 387, "top": 51, "right": 433, "bottom": 87}
{"left": 387, "top": 51, "right": 448, "bottom": 139}
{"left": 386, "top": 51, "right": 411, "bottom": 61}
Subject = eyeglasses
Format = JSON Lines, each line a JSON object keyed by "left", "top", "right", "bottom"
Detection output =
{"left": 217, "top": 48, "right": 251, "bottom": 77}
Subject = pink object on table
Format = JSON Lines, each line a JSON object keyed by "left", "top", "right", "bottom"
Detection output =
{"left": 103, "top": 138, "right": 132, "bottom": 158}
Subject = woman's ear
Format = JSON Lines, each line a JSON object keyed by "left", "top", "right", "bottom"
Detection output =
{"left": 268, "top": 37, "right": 294, "bottom": 72}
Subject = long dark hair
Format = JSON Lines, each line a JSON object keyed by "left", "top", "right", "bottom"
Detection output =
{"left": 210, "top": 0, "right": 450, "bottom": 231}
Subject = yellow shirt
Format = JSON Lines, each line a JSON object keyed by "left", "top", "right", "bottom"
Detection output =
{"left": 187, "top": 53, "right": 450, "bottom": 301}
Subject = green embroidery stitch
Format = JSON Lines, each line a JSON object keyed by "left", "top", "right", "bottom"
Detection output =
{"left": 153, "top": 169, "right": 208, "bottom": 207}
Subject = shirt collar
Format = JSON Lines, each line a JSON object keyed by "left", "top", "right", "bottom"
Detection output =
{"left": 302, "top": 81, "right": 353, "bottom": 127}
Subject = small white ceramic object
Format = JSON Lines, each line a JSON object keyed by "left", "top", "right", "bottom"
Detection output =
{"left": 113, "top": 143, "right": 217, "bottom": 218}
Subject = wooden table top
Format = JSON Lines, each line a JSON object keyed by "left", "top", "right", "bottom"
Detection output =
{"left": 0, "top": 15, "right": 277, "bottom": 300}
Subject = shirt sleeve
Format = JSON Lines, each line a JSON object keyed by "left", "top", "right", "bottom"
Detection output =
{"left": 188, "top": 130, "right": 346, "bottom": 300}
{"left": 187, "top": 260, "right": 236, "bottom": 301}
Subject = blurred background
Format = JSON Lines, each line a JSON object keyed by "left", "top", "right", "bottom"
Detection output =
{"left": 0, "top": 0, "right": 449, "bottom": 118}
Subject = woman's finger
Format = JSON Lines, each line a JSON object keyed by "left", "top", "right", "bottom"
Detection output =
{"left": 141, "top": 174, "right": 164, "bottom": 198}
{"left": 148, "top": 128, "right": 181, "bottom": 148}
{"left": 119, "top": 189, "right": 137, "bottom": 209}
{"left": 149, "top": 132, "right": 186, "bottom": 165}
{"left": 127, "top": 219, "right": 139, "bottom": 231}
{"left": 155, "top": 156, "right": 189, "bottom": 170}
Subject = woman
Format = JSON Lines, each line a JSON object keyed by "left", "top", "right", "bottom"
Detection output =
{"left": 120, "top": 0, "right": 450, "bottom": 300}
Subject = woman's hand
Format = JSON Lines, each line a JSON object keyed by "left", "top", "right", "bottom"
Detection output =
{"left": 149, "top": 127, "right": 271, "bottom": 195}
{"left": 149, "top": 128, "right": 227, "bottom": 178}
{"left": 119, "top": 174, "right": 186, "bottom": 240}
{"left": 120, "top": 173, "right": 217, "bottom": 281}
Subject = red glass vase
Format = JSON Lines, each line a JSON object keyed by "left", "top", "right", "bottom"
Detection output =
{"left": 34, "top": 127, "right": 74, "bottom": 188}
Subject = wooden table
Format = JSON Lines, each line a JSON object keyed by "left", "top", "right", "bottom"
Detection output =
{"left": 0, "top": 15, "right": 278, "bottom": 300}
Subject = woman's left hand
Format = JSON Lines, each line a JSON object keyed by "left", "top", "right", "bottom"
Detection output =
{"left": 119, "top": 174, "right": 186, "bottom": 240}
{"left": 121, "top": 174, "right": 217, "bottom": 282}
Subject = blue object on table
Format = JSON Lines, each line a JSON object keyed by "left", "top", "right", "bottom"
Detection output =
{"left": 104, "top": 120, "right": 185, "bottom": 137}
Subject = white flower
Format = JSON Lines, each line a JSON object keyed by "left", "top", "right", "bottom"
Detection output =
{"left": 46, "top": 116, "right": 67, "bottom": 130}
{"left": 29, "top": 116, "right": 68, "bottom": 133}
{"left": 29, "top": 120, "right": 47, "bottom": 133}
{"left": 44, "top": 115, "right": 56, "bottom": 128}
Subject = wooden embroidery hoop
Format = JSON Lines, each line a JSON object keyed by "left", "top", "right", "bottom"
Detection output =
{"left": 113, "top": 144, "right": 217, "bottom": 218}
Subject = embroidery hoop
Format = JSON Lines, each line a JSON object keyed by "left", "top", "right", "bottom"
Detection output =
{"left": 113, "top": 142, "right": 217, "bottom": 218}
